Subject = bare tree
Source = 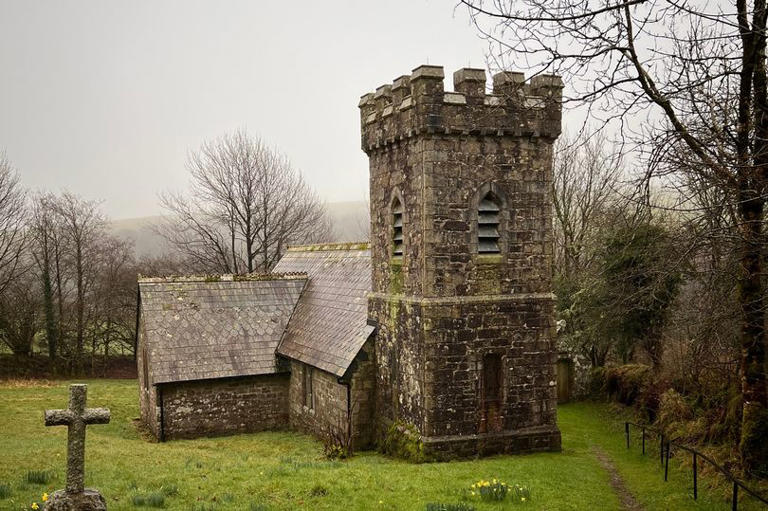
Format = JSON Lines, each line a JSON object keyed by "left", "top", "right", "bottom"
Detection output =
{"left": 157, "top": 130, "right": 330, "bottom": 274}
{"left": 462, "top": 0, "right": 768, "bottom": 472}
{"left": 0, "top": 152, "right": 27, "bottom": 297}
{"left": 90, "top": 235, "right": 136, "bottom": 371}
{"left": 30, "top": 193, "right": 63, "bottom": 360}
{"left": 0, "top": 273, "right": 40, "bottom": 356}
{"left": 51, "top": 193, "right": 106, "bottom": 371}
{"left": 552, "top": 131, "right": 624, "bottom": 280}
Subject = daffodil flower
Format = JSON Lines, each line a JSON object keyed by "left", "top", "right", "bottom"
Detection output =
{"left": 42, "top": 493, "right": 49, "bottom": 502}
{"left": 31, "top": 504, "right": 39, "bottom": 510}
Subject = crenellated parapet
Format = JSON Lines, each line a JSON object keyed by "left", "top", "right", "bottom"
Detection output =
{"left": 359, "top": 65, "right": 563, "bottom": 153}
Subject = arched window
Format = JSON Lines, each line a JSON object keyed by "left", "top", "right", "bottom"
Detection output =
{"left": 478, "top": 192, "right": 501, "bottom": 253}
{"left": 392, "top": 197, "right": 404, "bottom": 256}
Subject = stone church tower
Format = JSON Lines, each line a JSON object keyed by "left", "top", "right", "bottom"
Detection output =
{"left": 360, "top": 65, "right": 562, "bottom": 458}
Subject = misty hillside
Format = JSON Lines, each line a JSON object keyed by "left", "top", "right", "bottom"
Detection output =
{"left": 110, "top": 201, "right": 369, "bottom": 258}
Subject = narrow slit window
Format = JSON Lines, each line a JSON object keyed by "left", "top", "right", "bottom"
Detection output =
{"left": 392, "top": 198, "right": 404, "bottom": 256}
{"left": 478, "top": 193, "right": 501, "bottom": 253}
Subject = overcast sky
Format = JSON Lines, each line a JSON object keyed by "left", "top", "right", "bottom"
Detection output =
{"left": 0, "top": 1, "right": 495, "bottom": 220}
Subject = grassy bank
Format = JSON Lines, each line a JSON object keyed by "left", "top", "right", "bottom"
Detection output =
{"left": 0, "top": 379, "right": 755, "bottom": 510}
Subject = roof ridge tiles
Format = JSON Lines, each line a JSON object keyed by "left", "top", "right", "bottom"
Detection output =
{"left": 138, "top": 272, "right": 308, "bottom": 284}
{"left": 285, "top": 242, "right": 370, "bottom": 252}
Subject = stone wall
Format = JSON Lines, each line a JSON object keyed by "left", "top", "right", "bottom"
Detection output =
{"left": 159, "top": 374, "right": 289, "bottom": 440}
{"left": 288, "top": 343, "right": 376, "bottom": 450}
{"left": 369, "top": 293, "right": 560, "bottom": 458}
{"left": 137, "top": 315, "right": 161, "bottom": 438}
{"left": 361, "top": 65, "right": 562, "bottom": 458}
{"left": 288, "top": 361, "right": 348, "bottom": 444}
{"left": 348, "top": 339, "right": 376, "bottom": 449}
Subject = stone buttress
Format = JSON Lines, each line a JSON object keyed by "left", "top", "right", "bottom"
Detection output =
{"left": 360, "top": 65, "right": 562, "bottom": 459}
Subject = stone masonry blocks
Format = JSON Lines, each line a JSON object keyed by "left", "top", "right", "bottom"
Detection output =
{"left": 362, "top": 65, "right": 562, "bottom": 458}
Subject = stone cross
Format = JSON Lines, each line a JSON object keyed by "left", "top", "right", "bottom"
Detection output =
{"left": 44, "top": 384, "right": 110, "bottom": 494}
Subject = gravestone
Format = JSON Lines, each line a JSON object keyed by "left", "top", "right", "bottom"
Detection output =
{"left": 43, "top": 384, "right": 110, "bottom": 511}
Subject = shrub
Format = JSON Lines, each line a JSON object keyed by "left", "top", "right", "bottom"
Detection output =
{"left": 425, "top": 503, "right": 476, "bottom": 511}
{"left": 657, "top": 389, "right": 693, "bottom": 430}
{"left": 0, "top": 483, "right": 10, "bottom": 499}
{"left": 588, "top": 366, "right": 607, "bottom": 398}
{"left": 132, "top": 493, "right": 166, "bottom": 508}
{"left": 603, "top": 364, "right": 663, "bottom": 420}
{"left": 380, "top": 420, "right": 425, "bottom": 463}
{"left": 320, "top": 423, "right": 353, "bottom": 460}
{"left": 26, "top": 471, "right": 52, "bottom": 485}
{"left": 605, "top": 364, "right": 651, "bottom": 405}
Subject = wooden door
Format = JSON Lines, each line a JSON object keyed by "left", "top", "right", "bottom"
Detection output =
{"left": 480, "top": 354, "right": 503, "bottom": 433}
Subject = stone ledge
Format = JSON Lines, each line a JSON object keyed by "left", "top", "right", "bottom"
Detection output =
{"left": 421, "top": 425, "right": 561, "bottom": 461}
{"left": 367, "top": 292, "right": 555, "bottom": 305}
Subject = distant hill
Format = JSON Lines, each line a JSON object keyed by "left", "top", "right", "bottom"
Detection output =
{"left": 110, "top": 201, "right": 369, "bottom": 258}
{"left": 110, "top": 215, "right": 170, "bottom": 257}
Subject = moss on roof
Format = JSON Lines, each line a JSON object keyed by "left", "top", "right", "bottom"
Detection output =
{"left": 286, "top": 242, "right": 370, "bottom": 252}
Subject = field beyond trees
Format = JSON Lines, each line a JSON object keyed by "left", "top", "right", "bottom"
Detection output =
{"left": 0, "top": 379, "right": 758, "bottom": 510}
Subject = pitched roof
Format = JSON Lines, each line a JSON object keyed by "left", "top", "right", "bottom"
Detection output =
{"left": 274, "top": 243, "right": 373, "bottom": 377}
{"left": 139, "top": 274, "right": 306, "bottom": 384}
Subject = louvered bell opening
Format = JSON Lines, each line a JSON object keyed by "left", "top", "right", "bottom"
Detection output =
{"left": 478, "top": 195, "right": 501, "bottom": 254}
{"left": 393, "top": 209, "right": 403, "bottom": 256}
{"left": 478, "top": 211, "right": 500, "bottom": 225}
{"left": 478, "top": 238, "right": 500, "bottom": 253}
{"left": 479, "top": 199, "right": 500, "bottom": 213}
{"left": 478, "top": 225, "right": 499, "bottom": 238}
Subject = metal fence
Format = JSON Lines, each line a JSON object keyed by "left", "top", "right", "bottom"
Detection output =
{"left": 624, "top": 422, "right": 768, "bottom": 510}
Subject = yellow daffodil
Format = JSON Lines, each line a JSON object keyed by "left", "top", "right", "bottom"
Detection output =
{"left": 42, "top": 493, "right": 49, "bottom": 502}
{"left": 522, "top": 497, "right": 527, "bottom": 502}
{"left": 31, "top": 504, "right": 39, "bottom": 510}
{"left": 378, "top": 500, "right": 383, "bottom": 504}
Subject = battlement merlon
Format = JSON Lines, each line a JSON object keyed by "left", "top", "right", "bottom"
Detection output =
{"left": 359, "top": 65, "right": 563, "bottom": 153}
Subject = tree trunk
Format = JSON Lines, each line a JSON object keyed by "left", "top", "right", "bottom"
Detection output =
{"left": 736, "top": 187, "right": 768, "bottom": 473}
{"left": 75, "top": 244, "right": 84, "bottom": 373}
{"left": 41, "top": 263, "right": 57, "bottom": 361}
{"left": 738, "top": 0, "right": 768, "bottom": 474}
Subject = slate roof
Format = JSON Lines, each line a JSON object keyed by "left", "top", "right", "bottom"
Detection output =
{"left": 274, "top": 243, "right": 374, "bottom": 377}
{"left": 139, "top": 274, "right": 306, "bottom": 384}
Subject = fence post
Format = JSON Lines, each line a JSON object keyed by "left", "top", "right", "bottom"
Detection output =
{"left": 625, "top": 422, "right": 630, "bottom": 449}
{"left": 664, "top": 441, "right": 670, "bottom": 482}
{"left": 732, "top": 480, "right": 738, "bottom": 511}
{"left": 693, "top": 451, "right": 697, "bottom": 500}
{"left": 642, "top": 428, "right": 645, "bottom": 455}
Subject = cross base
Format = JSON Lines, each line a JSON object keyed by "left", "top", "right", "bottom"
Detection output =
{"left": 44, "top": 489, "right": 107, "bottom": 511}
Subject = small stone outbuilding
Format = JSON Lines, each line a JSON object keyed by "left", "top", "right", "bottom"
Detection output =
{"left": 137, "top": 245, "right": 376, "bottom": 446}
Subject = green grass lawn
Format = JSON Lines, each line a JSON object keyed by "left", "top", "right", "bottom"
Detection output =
{"left": 0, "top": 379, "right": 759, "bottom": 510}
